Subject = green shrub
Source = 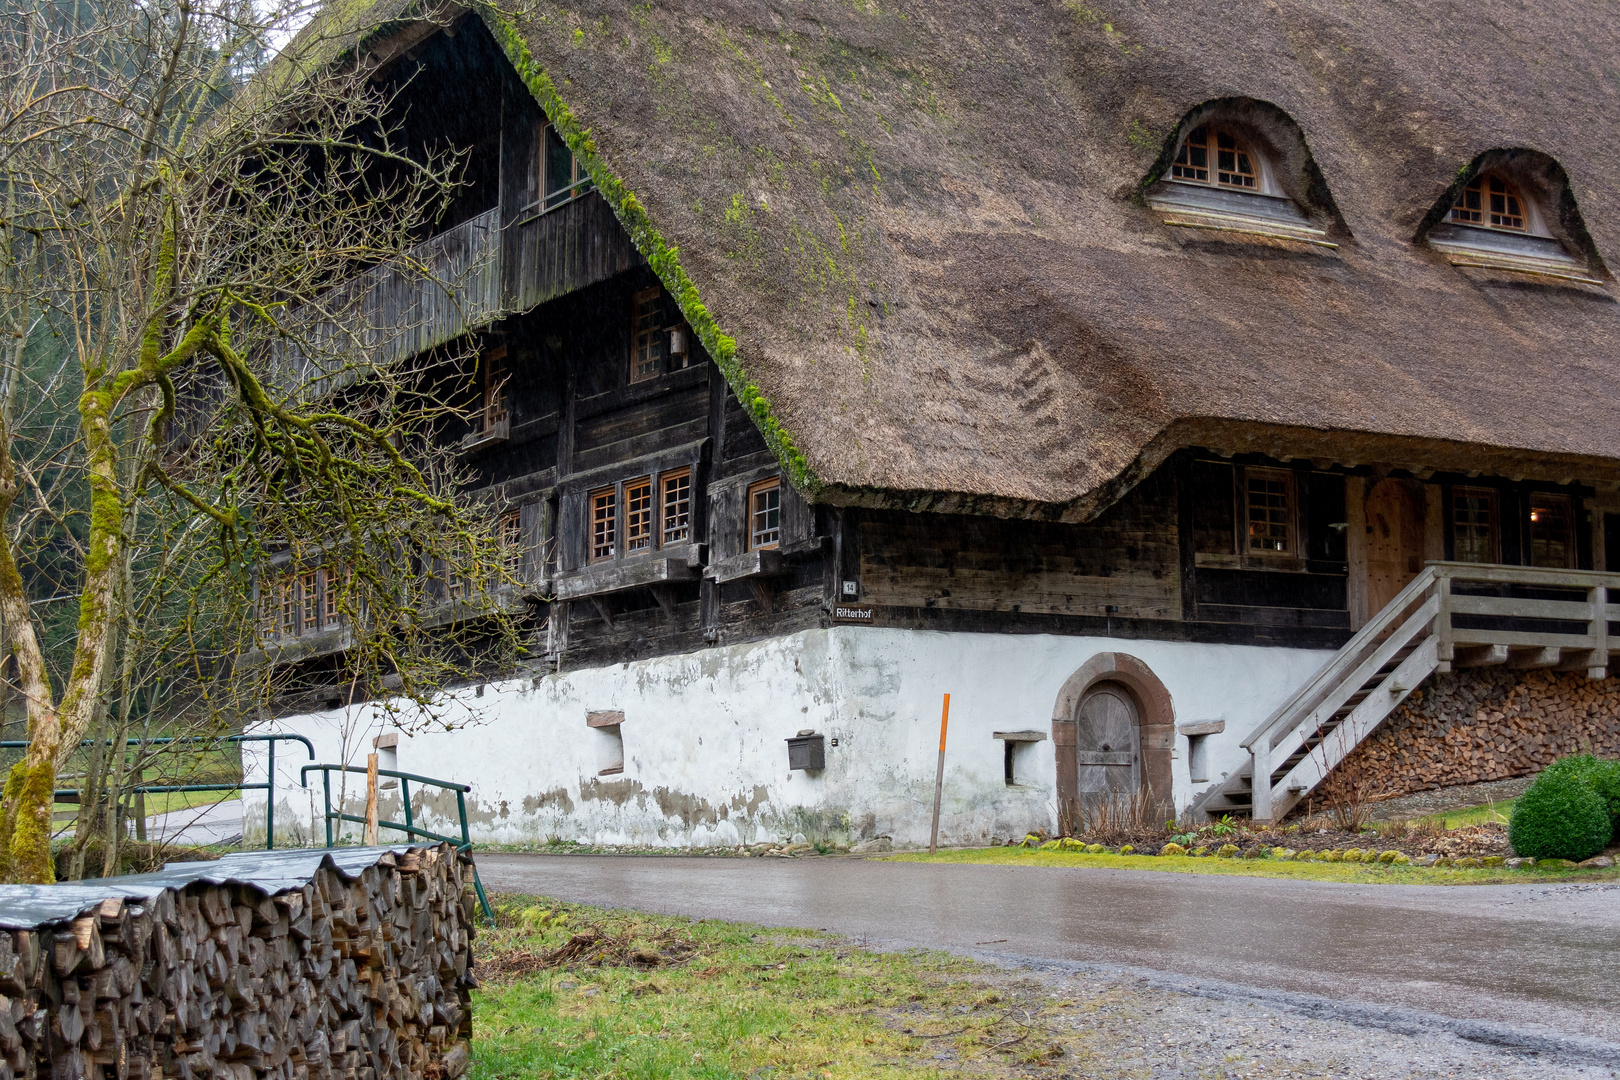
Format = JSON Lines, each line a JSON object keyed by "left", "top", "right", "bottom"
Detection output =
{"left": 1508, "top": 769, "right": 1612, "bottom": 861}
{"left": 1539, "top": 754, "right": 1620, "bottom": 836}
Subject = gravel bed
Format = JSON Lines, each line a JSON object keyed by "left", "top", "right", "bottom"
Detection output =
{"left": 1005, "top": 964, "right": 1619, "bottom": 1079}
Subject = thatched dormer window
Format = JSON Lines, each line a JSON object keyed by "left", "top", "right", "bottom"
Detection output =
{"left": 1146, "top": 102, "right": 1339, "bottom": 249}
{"left": 1171, "top": 126, "right": 1259, "bottom": 190}
{"left": 1449, "top": 174, "right": 1526, "bottom": 232}
{"left": 1423, "top": 152, "right": 1603, "bottom": 284}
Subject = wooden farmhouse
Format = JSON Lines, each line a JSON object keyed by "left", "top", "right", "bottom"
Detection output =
{"left": 253, "top": 0, "right": 1620, "bottom": 848}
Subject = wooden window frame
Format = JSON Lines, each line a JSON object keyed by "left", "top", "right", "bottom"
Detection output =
{"left": 1243, "top": 467, "right": 1295, "bottom": 557}
{"left": 748, "top": 477, "right": 782, "bottom": 551}
{"left": 479, "top": 346, "right": 508, "bottom": 435}
{"left": 1451, "top": 486, "right": 1499, "bottom": 565}
{"left": 623, "top": 476, "right": 655, "bottom": 554}
{"left": 500, "top": 509, "right": 524, "bottom": 578}
{"left": 1450, "top": 172, "right": 1528, "bottom": 233}
{"left": 539, "top": 121, "right": 592, "bottom": 212}
{"left": 629, "top": 288, "right": 667, "bottom": 384}
{"left": 1170, "top": 125, "right": 1259, "bottom": 191}
{"left": 1528, "top": 493, "right": 1575, "bottom": 569}
{"left": 300, "top": 570, "right": 320, "bottom": 633}
{"left": 590, "top": 487, "right": 618, "bottom": 563}
{"left": 322, "top": 565, "right": 343, "bottom": 624}
{"left": 660, "top": 467, "right": 692, "bottom": 547}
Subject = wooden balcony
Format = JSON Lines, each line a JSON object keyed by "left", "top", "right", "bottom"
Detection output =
{"left": 268, "top": 191, "right": 639, "bottom": 384}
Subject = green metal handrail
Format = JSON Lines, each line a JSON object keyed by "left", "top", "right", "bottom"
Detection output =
{"left": 300, "top": 762, "right": 493, "bottom": 924}
{"left": 3, "top": 733, "right": 315, "bottom": 850}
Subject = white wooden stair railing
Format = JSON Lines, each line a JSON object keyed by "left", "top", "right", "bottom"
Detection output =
{"left": 1191, "top": 562, "right": 1620, "bottom": 823}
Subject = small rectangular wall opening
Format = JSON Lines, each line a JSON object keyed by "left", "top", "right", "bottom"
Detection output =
{"left": 588, "top": 710, "right": 625, "bottom": 776}
{"left": 1187, "top": 735, "right": 1210, "bottom": 783}
{"left": 994, "top": 730, "right": 1047, "bottom": 787}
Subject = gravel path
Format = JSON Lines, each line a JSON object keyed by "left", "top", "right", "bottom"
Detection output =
{"left": 1369, "top": 775, "right": 1533, "bottom": 820}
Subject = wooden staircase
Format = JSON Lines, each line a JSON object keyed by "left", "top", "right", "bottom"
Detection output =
{"left": 1191, "top": 562, "right": 1620, "bottom": 823}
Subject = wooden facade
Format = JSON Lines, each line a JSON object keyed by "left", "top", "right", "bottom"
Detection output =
{"left": 260, "top": 17, "right": 1613, "bottom": 703}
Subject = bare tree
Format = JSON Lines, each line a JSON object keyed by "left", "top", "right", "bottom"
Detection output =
{"left": 0, "top": 0, "right": 525, "bottom": 883}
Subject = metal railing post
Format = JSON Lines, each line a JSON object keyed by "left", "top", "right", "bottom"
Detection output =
{"left": 266, "top": 738, "right": 276, "bottom": 850}
{"left": 322, "top": 768, "right": 334, "bottom": 848}
{"left": 402, "top": 777, "right": 413, "bottom": 835}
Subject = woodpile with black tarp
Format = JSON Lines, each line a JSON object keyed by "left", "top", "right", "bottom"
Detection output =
{"left": 0, "top": 844, "right": 476, "bottom": 1080}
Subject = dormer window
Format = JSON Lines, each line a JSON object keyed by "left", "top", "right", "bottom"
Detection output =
{"left": 1172, "top": 127, "right": 1258, "bottom": 190}
{"left": 1423, "top": 153, "right": 1602, "bottom": 285}
{"left": 1146, "top": 105, "right": 1338, "bottom": 249}
{"left": 1450, "top": 174, "right": 1526, "bottom": 232}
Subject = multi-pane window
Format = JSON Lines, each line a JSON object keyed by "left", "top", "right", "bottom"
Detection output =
{"left": 260, "top": 573, "right": 290, "bottom": 636}
{"left": 500, "top": 510, "right": 524, "bottom": 577}
{"left": 630, "top": 288, "right": 667, "bottom": 383}
{"left": 1452, "top": 488, "right": 1498, "bottom": 564}
{"left": 1171, "top": 126, "right": 1209, "bottom": 182}
{"left": 541, "top": 123, "right": 592, "bottom": 211}
{"left": 322, "top": 566, "right": 342, "bottom": 624}
{"left": 661, "top": 469, "right": 692, "bottom": 546}
{"left": 624, "top": 477, "right": 654, "bottom": 553}
{"left": 749, "top": 478, "right": 781, "bottom": 550}
{"left": 300, "top": 571, "right": 319, "bottom": 632}
{"left": 586, "top": 468, "right": 698, "bottom": 563}
{"left": 478, "top": 347, "right": 508, "bottom": 436}
{"left": 1171, "top": 126, "right": 1257, "bottom": 190}
{"left": 1215, "top": 130, "right": 1257, "bottom": 188}
{"left": 1451, "top": 174, "right": 1526, "bottom": 231}
{"left": 280, "top": 574, "right": 297, "bottom": 635}
{"left": 1245, "top": 469, "right": 1293, "bottom": 555}
{"left": 1529, "top": 494, "right": 1573, "bottom": 568}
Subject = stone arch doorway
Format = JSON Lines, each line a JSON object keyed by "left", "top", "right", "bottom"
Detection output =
{"left": 1052, "top": 653, "right": 1175, "bottom": 834}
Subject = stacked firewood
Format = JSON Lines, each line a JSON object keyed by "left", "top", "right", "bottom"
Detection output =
{"left": 1342, "top": 669, "right": 1620, "bottom": 796}
{"left": 0, "top": 844, "right": 476, "bottom": 1080}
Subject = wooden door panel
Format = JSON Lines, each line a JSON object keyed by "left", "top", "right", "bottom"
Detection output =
{"left": 1075, "top": 684, "right": 1140, "bottom": 799}
{"left": 1365, "top": 479, "right": 1426, "bottom": 616}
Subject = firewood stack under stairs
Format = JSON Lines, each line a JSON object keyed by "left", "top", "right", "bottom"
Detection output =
{"left": 1190, "top": 562, "right": 1620, "bottom": 823}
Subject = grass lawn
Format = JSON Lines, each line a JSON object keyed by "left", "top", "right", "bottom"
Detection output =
{"left": 473, "top": 896, "right": 1071, "bottom": 1080}
{"left": 52, "top": 787, "right": 239, "bottom": 819}
{"left": 882, "top": 846, "right": 1618, "bottom": 884}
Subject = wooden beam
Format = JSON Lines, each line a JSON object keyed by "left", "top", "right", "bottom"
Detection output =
{"left": 590, "top": 596, "right": 615, "bottom": 628}
{"left": 1507, "top": 646, "right": 1561, "bottom": 670}
{"left": 651, "top": 584, "right": 677, "bottom": 619}
{"left": 1452, "top": 643, "right": 1509, "bottom": 668}
{"left": 747, "top": 578, "right": 773, "bottom": 614}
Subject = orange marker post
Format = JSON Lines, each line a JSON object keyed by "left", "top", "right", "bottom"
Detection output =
{"left": 928, "top": 693, "right": 951, "bottom": 854}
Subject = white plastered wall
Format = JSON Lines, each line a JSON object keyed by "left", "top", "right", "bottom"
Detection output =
{"left": 243, "top": 628, "right": 1330, "bottom": 849}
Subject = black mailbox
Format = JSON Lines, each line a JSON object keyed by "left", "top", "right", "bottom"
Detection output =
{"left": 786, "top": 733, "right": 825, "bottom": 771}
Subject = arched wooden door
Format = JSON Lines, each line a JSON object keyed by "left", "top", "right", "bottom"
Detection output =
{"left": 1074, "top": 682, "right": 1141, "bottom": 812}
{"left": 1365, "top": 479, "right": 1427, "bottom": 616}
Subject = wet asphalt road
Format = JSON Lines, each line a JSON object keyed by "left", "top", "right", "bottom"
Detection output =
{"left": 479, "top": 854, "right": 1620, "bottom": 1055}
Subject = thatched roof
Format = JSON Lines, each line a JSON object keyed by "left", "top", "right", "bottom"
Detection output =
{"left": 298, "top": 0, "right": 1620, "bottom": 519}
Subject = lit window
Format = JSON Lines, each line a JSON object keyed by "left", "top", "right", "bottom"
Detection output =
{"left": 1171, "top": 126, "right": 1257, "bottom": 190}
{"left": 1452, "top": 488, "right": 1498, "bottom": 564}
{"left": 624, "top": 477, "right": 654, "bottom": 553}
{"left": 500, "top": 510, "right": 524, "bottom": 577}
{"left": 590, "top": 488, "right": 617, "bottom": 562}
{"left": 1529, "top": 494, "right": 1572, "bottom": 568}
{"left": 630, "top": 288, "right": 666, "bottom": 383}
{"left": 300, "top": 571, "right": 319, "bottom": 632}
{"left": 749, "top": 478, "right": 781, "bottom": 550}
{"left": 661, "top": 469, "right": 692, "bottom": 546}
{"left": 1245, "top": 469, "right": 1293, "bottom": 555}
{"left": 541, "top": 123, "right": 592, "bottom": 210}
{"left": 1451, "top": 173, "right": 1526, "bottom": 231}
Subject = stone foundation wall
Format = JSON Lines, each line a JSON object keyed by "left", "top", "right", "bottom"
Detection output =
{"left": 1344, "top": 669, "right": 1620, "bottom": 796}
